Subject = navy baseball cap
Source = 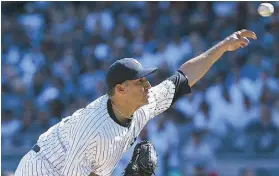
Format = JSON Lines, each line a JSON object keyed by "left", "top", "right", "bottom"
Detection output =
{"left": 106, "top": 58, "right": 158, "bottom": 88}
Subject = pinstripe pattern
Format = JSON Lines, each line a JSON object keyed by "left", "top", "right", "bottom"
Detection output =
{"left": 14, "top": 79, "right": 176, "bottom": 176}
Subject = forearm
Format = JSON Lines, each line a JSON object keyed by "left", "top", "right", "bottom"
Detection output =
{"left": 179, "top": 41, "right": 228, "bottom": 87}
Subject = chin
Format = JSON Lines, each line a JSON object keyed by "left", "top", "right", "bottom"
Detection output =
{"left": 143, "top": 97, "right": 149, "bottom": 104}
{"left": 143, "top": 100, "right": 149, "bottom": 105}
{"left": 138, "top": 99, "right": 148, "bottom": 108}
{"left": 137, "top": 95, "right": 149, "bottom": 108}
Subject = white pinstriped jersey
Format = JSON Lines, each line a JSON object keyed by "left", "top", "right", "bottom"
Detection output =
{"left": 15, "top": 71, "right": 191, "bottom": 176}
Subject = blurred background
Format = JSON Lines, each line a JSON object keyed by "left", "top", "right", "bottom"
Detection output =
{"left": 1, "top": 1, "right": 279, "bottom": 176}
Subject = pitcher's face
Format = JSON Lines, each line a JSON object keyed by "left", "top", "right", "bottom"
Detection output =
{"left": 125, "top": 77, "right": 151, "bottom": 107}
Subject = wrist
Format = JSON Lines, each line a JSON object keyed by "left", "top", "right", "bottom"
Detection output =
{"left": 218, "top": 40, "right": 229, "bottom": 53}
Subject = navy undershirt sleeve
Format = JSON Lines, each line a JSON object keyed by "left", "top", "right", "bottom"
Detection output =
{"left": 167, "top": 70, "right": 191, "bottom": 105}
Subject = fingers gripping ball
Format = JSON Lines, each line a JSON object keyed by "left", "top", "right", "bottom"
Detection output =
{"left": 123, "top": 141, "right": 158, "bottom": 176}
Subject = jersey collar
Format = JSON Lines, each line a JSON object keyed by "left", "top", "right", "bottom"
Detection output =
{"left": 107, "top": 98, "right": 132, "bottom": 128}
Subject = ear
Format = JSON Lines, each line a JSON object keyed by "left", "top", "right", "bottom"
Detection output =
{"left": 115, "top": 84, "right": 127, "bottom": 94}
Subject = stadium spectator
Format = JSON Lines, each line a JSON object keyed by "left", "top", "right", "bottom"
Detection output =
{"left": 182, "top": 128, "right": 217, "bottom": 176}
{"left": 245, "top": 104, "right": 279, "bottom": 153}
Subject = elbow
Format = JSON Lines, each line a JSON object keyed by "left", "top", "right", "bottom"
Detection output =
{"left": 179, "top": 65, "right": 195, "bottom": 87}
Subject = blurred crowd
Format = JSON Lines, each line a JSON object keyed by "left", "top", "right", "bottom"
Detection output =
{"left": 2, "top": 1, "right": 279, "bottom": 176}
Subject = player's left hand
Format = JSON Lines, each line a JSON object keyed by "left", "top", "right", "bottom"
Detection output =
{"left": 223, "top": 29, "right": 257, "bottom": 51}
{"left": 123, "top": 141, "right": 157, "bottom": 176}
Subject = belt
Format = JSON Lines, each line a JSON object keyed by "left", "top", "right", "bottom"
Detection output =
{"left": 31, "top": 144, "right": 41, "bottom": 153}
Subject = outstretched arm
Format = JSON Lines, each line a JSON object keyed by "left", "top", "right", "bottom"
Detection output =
{"left": 180, "top": 29, "right": 257, "bottom": 87}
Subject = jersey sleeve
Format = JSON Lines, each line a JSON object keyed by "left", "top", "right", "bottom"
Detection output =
{"left": 146, "top": 70, "right": 191, "bottom": 119}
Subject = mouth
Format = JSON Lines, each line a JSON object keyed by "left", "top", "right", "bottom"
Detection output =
{"left": 144, "top": 93, "right": 149, "bottom": 98}
{"left": 144, "top": 92, "right": 149, "bottom": 99}
{"left": 143, "top": 88, "right": 151, "bottom": 101}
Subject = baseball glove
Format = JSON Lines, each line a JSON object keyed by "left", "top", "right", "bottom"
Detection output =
{"left": 123, "top": 140, "right": 158, "bottom": 176}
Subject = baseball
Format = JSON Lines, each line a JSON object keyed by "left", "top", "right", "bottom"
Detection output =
{"left": 258, "top": 3, "right": 274, "bottom": 17}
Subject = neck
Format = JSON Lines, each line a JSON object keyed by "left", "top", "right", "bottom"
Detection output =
{"left": 110, "top": 97, "right": 136, "bottom": 123}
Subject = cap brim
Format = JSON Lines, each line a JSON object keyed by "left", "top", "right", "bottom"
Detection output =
{"left": 135, "top": 67, "right": 158, "bottom": 79}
